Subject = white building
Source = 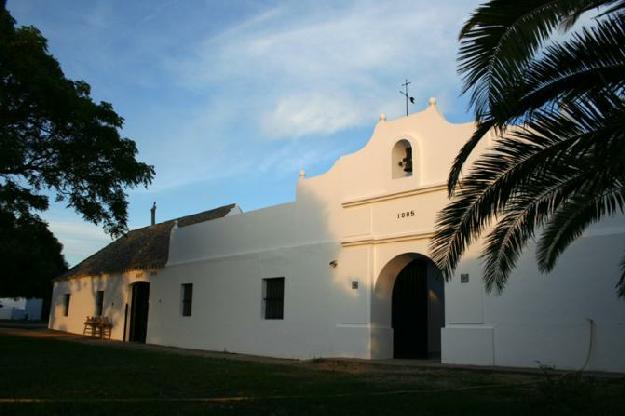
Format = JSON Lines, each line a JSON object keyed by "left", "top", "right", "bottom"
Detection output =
{"left": 0, "top": 297, "right": 43, "bottom": 320}
{"left": 50, "top": 101, "right": 625, "bottom": 373}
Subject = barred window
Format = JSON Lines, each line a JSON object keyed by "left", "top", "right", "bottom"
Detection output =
{"left": 95, "top": 291, "right": 104, "bottom": 316}
{"left": 181, "top": 283, "right": 193, "bottom": 317}
{"left": 263, "top": 278, "right": 284, "bottom": 320}
{"left": 63, "top": 294, "right": 70, "bottom": 317}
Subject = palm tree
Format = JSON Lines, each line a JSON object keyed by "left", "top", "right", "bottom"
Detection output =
{"left": 430, "top": 0, "right": 625, "bottom": 297}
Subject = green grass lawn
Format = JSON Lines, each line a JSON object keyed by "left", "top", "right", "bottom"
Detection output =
{"left": 1, "top": 331, "right": 624, "bottom": 415}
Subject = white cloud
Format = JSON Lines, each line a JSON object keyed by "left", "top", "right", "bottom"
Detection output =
{"left": 261, "top": 93, "right": 369, "bottom": 138}
{"left": 167, "top": 0, "right": 477, "bottom": 140}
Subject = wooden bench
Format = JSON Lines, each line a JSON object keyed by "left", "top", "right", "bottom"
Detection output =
{"left": 83, "top": 316, "right": 112, "bottom": 339}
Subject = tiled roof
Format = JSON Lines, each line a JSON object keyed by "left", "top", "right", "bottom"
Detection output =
{"left": 57, "top": 203, "right": 236, "bottom": 280}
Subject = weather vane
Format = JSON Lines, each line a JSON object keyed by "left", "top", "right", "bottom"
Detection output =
{"left": 399, "top": 79, "right": 415, "bottom": 116}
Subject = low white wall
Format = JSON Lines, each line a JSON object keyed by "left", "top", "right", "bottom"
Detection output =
{"left": 0, "top": 298, "right": 24, "bottom": 320}
{"left": 442, "top": 218, "right": 625, "bottom": 373}
{"left": 0, "top": 298, "right": 42, "bottom": 320}
{"left": 25, "top": 298, "right": 43, "bottom": 320}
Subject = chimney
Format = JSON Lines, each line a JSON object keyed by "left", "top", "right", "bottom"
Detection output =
{"left": 150, "top": 202, "right": 156, "bottom": 226}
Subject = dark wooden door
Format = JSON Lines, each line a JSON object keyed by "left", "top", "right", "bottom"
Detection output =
{"left": 129, "top": 282, "right": 150, "bottom": 343}
{"left": 392, "top": 259, "right": 428, "bottom": 358}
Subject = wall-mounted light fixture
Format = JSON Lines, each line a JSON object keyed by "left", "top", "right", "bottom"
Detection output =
{"left": 329, "top": 260, "right": 338, "bottom": 268}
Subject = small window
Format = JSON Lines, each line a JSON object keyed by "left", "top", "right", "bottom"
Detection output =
{"left": 392, "top": 139, "right": 413, "bottom": 178}
{"left": 263, "top": 278, "right": 284, "bottom": 320}
{"left": 63, "top": 294, "right": 70, "bottom": 317}
{"left": 95, "top": 291, "right": 104, "bottom": 316}
{"left": 181, "top": 283, "right": 193, "bottom": 317}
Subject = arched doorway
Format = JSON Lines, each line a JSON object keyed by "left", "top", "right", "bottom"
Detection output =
{"left": 128, "top": 282, "right": 150, "bottom": 343}
{"left": 393, "top": 258, "right": 433, "bottom": 358}
{"left": 371, "top": 253, "right": 444, "bottom": 360}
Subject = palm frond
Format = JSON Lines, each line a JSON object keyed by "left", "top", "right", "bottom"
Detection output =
{"left": 560, "top": 0, "right": 625, "bottom": 29}
{"left": 535, "top": 100, "right": 625, "bottom": 269}
{"left": 481, "top": 170, "right": 590, "bottom": 292}
{"left": 432, "top": 108, "right": 593, "bottom": 278}
{"left": 597, "top": 0, "right": 625, "bottom": 16}
{"left": 446, "top": 0, "right": 625, "bottom": 298}
{"left": 618, "top": 252, "right": 625, "bottom": 297}
{"left": 458, "top": 0, "right": 606, "bottom": 116}
{"left": 447, "top": 119, "right": 495, "bottom": 194}
{"left": 480, "top": 96, "right": 625, "bottom": 290}
{"left": 521, "top": 12, "right": 625, "bottom": 105}
{"left": 448, "top": 0, "right": 625, "bottom": 187}
{"left": 537, "top": 183, "right": 625, "bottom": 273}
{"left": 433, "top": 98, "right": 625, "bottom": 288}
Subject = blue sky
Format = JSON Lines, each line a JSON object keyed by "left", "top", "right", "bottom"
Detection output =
{"left": 7, "top": 0, "right": 480, "bottom": 266}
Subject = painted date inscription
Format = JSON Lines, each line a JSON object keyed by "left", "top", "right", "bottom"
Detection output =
{"left": 396, "top": 210, "right": 415, "bottom": 219}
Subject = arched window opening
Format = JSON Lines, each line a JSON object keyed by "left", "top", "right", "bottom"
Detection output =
{"left": 392, "top": 140, "right": 413, "bottom": 178}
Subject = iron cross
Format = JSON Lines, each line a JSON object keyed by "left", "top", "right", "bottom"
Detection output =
{"left": 399, "top": 79, "right": 415, "bottom": 116}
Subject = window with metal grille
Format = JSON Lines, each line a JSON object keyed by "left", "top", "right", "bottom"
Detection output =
{"left": 95, "top": 290, "right": 104, "bottom": 316}
{"left": 263, "top": 278, "right": 284, "bottom": 320}
{"left": 181, "top": 283, "right": 193, "bottom": 317}
{"left": 63, "top": 294, "right": 70, "bottom": 317}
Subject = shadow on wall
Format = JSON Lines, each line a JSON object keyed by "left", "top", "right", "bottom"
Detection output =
{"left": 50, "top": 269, "right": 142, "bottom": 342}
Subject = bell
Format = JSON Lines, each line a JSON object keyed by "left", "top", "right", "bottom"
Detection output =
{"left": 403, "top": 147, "right": 413, "bottom": 173}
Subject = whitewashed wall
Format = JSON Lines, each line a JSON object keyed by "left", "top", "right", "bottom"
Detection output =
{"left": 149, "top": 243, "right": 374, "bottom": 358}
{"left": 50, "top": 102, "right": 625, "bottom": 372}
{"left": 50, "top": 271, "right": 150, "bottom": 340}
{"left": 443, "top": 216, "right": 625, "bottom": 372}
{"left": 0, "top": 297, "right": 42, "bottom": 320}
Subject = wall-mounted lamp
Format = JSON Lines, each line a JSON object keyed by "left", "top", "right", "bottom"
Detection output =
{"left": 329, "top": 260, "right": 338, "bottom": 268}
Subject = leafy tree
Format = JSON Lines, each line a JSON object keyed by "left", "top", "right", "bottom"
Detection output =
{"left": 430, "top": 0, "right": 625, "bottom": 297}
{"left": 0, "top": 2, "right": 154, "bottom": 298}
{"left": 0, "top": 210, "right": 66, "bottom": 298}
